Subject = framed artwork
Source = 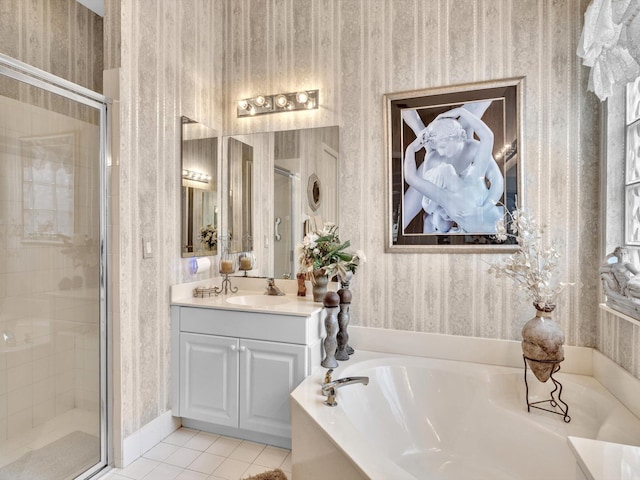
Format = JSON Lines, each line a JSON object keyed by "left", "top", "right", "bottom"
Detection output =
{"left": 385, "top": 77, "right": 524, "bottom": 253}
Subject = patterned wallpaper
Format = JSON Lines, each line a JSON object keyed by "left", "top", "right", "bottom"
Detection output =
{"left": 223, "top": 0, "right": 600, "bottom": 348}
{"left": 116, "top": 0, "right": 225, "bottom": 437}
{"left": 0, "top": 0, "right": 103, "bottom": 122}
{"left": 110, "top": 0, "right": 606, "bottom": 438}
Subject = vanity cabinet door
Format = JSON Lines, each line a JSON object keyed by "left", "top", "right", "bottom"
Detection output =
{"left": 180, "top": 332, "right": 239, "bottom": 427}
{"left": 238, "top": 339, "right": 306, "bottom": 438}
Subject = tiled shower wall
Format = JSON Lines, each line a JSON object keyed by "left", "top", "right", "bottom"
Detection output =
{"left": 0, "top": 95, "right": 100, "bottom": 441}
{"left": 0, "top": 0, "right": 104, "bottom": 441}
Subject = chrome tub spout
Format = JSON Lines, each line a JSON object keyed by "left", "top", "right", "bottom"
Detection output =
{"left": 321, "top": 374, "right": 369, "bottom": 407}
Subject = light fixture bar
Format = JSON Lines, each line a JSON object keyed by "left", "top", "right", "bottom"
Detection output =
{"left": 237, "top": 89, "right": 319, "bottom": 117}
{"left": 182, "top": 169, "right": 210, "bottom": 184}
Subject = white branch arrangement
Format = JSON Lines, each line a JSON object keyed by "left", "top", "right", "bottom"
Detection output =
{"left": 488, "top": 209, "right": 573, "bottom": 310}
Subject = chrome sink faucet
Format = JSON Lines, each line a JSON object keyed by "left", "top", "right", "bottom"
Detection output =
{"left": 321, "top": 369, "right": 369, "bottom": 407}
{"left": 265, "top": 278, "right": 285, "bottom": 296}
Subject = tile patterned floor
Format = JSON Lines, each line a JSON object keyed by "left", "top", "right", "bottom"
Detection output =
{"left": 101, "top": 428, "right": 291, "bottom": 480}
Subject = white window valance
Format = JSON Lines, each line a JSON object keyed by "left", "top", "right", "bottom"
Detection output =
{"left": 577, "top": 0, "right": 640, "bottom": 101}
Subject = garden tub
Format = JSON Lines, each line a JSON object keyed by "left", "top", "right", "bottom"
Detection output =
{"left": 291, "top": 351, "right": 640, "bottom": 480}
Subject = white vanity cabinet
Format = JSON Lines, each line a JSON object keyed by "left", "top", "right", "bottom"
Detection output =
{"left": 171, "top": 303, "right": 323, "bottom": 448}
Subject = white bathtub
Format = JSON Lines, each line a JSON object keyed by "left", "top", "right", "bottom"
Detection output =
{"left": 291, "top": 351, "right": 640, "bottom": 480}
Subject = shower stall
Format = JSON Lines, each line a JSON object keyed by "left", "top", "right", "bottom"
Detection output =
{"left": 0, "top": 54, "right": 108, "bottom": 479}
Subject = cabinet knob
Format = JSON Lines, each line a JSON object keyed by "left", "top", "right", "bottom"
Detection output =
{"left": 239, "top": 345, "right": 246, "bottom": 352}
{"left": 230, "top": 344, "right": 237, "bottom": 351}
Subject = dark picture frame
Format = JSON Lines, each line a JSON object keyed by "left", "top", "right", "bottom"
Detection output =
{"left": 385, "top": 77, "right": 524, "bottom": 253}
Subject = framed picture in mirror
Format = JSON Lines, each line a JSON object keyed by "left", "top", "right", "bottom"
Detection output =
{"left": 385, "top": 77, "right": 524, "bottom": 253}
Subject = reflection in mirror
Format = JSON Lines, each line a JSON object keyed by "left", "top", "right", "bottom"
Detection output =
{"left": 180, "top": 116, "right": 218, "bottom": 257}
{"left": 223, "top": 126, "right": 338, "bottom": 278}
{"left": 227, "top": 137, "right": 253, "bottom": 253}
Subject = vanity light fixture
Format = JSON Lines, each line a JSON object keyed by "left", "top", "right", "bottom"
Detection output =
{"left": 237, "top": 89, "right": 319, "bottom": 117}
{"left": 182, "top": 169, "right": 210, "bottom": 184}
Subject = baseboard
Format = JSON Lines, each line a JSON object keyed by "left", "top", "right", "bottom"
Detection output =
{"left": 116, "top": 411, "right": 181, "bottom": 468}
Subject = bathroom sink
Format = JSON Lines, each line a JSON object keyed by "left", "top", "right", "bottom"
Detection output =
{"left": 225, "top": 295, "right": 291, "bottom": 307}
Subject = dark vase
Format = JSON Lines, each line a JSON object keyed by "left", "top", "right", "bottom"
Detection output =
{"left": 312, "top": 269, "right": 329, "bottom": 302}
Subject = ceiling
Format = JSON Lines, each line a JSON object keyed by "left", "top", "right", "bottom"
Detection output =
{"left": 76, "top": 0, "right": 103, "bottom": 17}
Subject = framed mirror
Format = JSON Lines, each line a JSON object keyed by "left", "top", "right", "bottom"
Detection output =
{"left": 180, "top": 116, "right": 219, "bottom": 257}
{"left": 223, "top": 126, "right": 339, "bottom": 278}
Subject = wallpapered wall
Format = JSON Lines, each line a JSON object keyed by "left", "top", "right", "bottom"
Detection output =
{"left": 116, "top": 0, "right": 225, "bottom": 438}
{"left": 4, "top": 0, "right": 615, "bottom": 446}
{"left": 114, "top": 0, "right": 604, "bottom": 440}
{"left": 223, "top": 0, "right": 600, "bottom": 346}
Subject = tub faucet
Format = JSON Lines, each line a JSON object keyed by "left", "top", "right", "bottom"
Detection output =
{"left": 265, "top": 278, "right": 285, "bottom": 296}
{"left": 321, "top": 374, "right": 369, "bottom": 407}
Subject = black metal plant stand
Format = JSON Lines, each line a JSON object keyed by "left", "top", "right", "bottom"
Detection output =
{"left": 523, "top": 355, "right": 571, "bottom": 423}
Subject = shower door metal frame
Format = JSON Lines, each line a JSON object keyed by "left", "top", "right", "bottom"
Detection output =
{"left": 0, "top": 53, "right": 111, "bottom": 480}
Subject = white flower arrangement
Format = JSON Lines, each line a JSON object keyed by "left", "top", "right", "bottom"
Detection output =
{"left": 199, "top": 224, "right": 217, "bottom": 250}
{"left": 296, "top": 223, "right": 366, "bottom": 281}
{"left": 488, "top": 209, "right": 572, "bottom": 310}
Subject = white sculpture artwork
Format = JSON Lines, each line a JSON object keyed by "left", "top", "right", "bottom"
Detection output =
{"left": 600, "top": 246, "right": 640, "bottom": 319}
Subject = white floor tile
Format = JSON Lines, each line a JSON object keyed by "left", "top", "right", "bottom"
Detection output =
{"left": 143, "top": 462, "right": 184, "bottom": 480}
{"left": 163, "top": 428, "right": 199, "bottom": 446}
{"left": 103, "top": 428, "right": 291, "bottom": 480}
{"left": 119, "top": 457, "right": 160, "bottom": 479}
{"left": 143, "top": 441, "right": 179, "bottom": 462}
{"left": 99, "top": 474, "right": 131, "bottom": 480}
{"left": 183, "top": 431, "right": 220, "bottom": 451}
{"left": 175, "top": 470, "right": 209, "bottom": 480}
{"left": 240, "top": 463, "right": 271, "bottom": 478}
{"left": 163, "top": 446, "right": 202, "bottom": 468}
{"left": 212, "top": 457, "right": 252, "bottom": 480}
{"left": 252, "top": 446, "right": 289, "bottom": 469}
{"left": 280, "top": 452, "right": 292, "bottom": 471}
{"left": 186, "top": 452, "right": 225, "bottom": 475}
{"left": 205, "top": 436, "right": 242, "bottom": 457}
{"left": 228, "top": 440, "right": 265, "bottom": 463}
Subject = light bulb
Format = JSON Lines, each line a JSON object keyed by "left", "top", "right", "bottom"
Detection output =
{"left": 306, "top": 99, "right": 315, "bottom": 109}
{"left": 275, "top": 94, "right": 287, "bottom": 107}
{"left": 248, "top": 105, "right": 256, "bottom": 115}
{"left": 254, "top": 95, "right": 266, "bottom": 106}
{"left": 296, "top": 91, "right": 309, "bottom": 104}
{"left": 238, "top": 99, "right": 248, "bottom": 110}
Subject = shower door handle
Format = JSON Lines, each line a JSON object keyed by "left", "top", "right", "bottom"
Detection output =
{"left": 275, "top": 217, "right": 282, "bottom": 241}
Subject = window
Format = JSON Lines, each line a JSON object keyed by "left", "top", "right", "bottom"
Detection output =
{"left": 625, "top": 77, "right": 640, "bottom": 245}
{"left": 21, "top": 133, "right": 75, "bottom": 242}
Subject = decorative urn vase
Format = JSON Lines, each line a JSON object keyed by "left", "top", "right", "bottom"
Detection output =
{"left": 521, "top": 303, "right": 565, "bottom": 382}
{"left": 312, "top": 269, "right": 329, "bottom": 302}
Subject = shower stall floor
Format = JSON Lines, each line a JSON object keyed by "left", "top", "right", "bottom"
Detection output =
{"left": 0, "top": 408, "right": 100, "bottom": 470}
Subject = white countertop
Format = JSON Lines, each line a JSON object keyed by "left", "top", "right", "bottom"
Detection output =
{"left": 171, "top": 277, "right": 327, "bottom": 317}
{"left": 568, "top": 436, "right": 640, "bottom": 480}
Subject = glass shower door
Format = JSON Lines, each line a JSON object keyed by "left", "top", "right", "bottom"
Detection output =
{"left": 0, "top": 55, "right": 107, "bottom": 479}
